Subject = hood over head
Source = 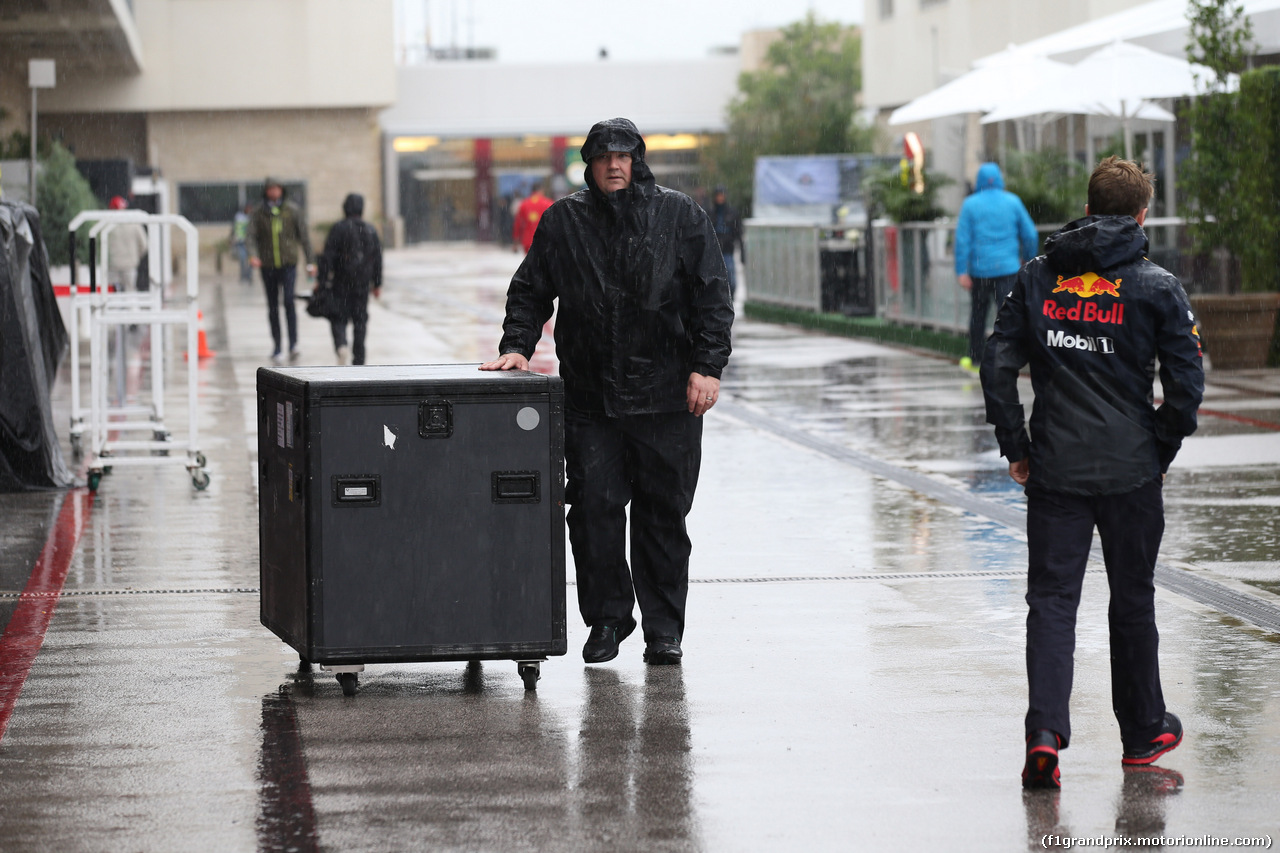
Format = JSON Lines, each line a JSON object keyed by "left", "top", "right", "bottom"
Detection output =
{"left": 262, "top": 178, "right": 285, "bottom": 202}
{"left": 580, "top": 117, "right": 655, "bottom": 197}
{"left": 975, "top": 162, "right": 1005, "bottom": 191}
{"left": 1044, "top": 215, "right": 1148, "bottom": 275}
{"left": 342, "top": 193, "right": 364, "bottom": 218}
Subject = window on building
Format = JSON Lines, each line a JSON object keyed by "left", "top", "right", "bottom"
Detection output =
{"left": 879, "top": 0, "right": 893, "bottom": 17}
{"left": 178, "top": 180, "right": 307, "bottom": 223}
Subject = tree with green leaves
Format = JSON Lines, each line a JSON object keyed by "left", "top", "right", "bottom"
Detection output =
{"left": 1180, "top": 0, "right": 1263, "bottom": 287}
{"left": 37, "top": 141, "right": 100, "bottom": 267}
{"left": 701, "top": 13, "right": 873, "bottom": 211}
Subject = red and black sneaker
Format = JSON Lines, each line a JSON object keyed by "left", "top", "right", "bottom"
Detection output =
{"left": 1022, "top": 729, "right": 1062, "bottom": 789}
{"left": 1122, "top": 712, "right": 1183, "bottom": 766}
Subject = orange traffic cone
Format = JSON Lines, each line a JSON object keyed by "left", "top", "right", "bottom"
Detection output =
{"left": 185, "top": 311, "right": 216, "bottom": 360}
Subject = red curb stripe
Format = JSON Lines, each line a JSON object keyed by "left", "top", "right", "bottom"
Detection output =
{"left": 0, "top": 489, "right": 92, "bottom": 744}
{"left": 1199, "top": 407, "right": 1280, "bottom": 432}
{"left": 1155, "top": 398, "right": 1280, "bottom": 432}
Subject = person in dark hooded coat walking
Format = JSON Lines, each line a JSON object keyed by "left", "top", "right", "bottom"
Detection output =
{"left": 482, "top": 118, "right": 733, "bottom": 666}
{"left": 981, "top": 157, "right": 1203, "bottom": 789}
{"left": 249, "top": 178, "right": 314, "bottom": 363}
{"left": 319, "top": 193, "right": 382, "bottom": 365}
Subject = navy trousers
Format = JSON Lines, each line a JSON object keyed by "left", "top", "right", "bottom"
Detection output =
{"left": 261, "top": 266, "right": 298, "bottom": 354}
{"left": 968, "top": 274, "right": 1015, "bottom": 362}
{"left": 1024, "top": 479, "right": 1167, "bottom": 751}
{"left": 329, "top": 298, "right": 370, "bottom": 365}
{"left": 565, "top": 409, "right": 703, "bottom": 642}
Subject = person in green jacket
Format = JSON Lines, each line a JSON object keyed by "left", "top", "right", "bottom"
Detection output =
{"left": 249, "top": 178, "right": 314, "bottom": 363}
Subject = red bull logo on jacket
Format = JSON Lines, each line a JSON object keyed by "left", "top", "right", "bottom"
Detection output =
{"left": 1043, "top": 272, "right": 1124, "bottom": 324}
{"left": 1052, "top": 272, "right": 1121, "bottom": 297}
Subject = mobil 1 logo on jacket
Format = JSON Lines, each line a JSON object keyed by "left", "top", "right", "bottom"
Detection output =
{"left": 1041, "top": 272, "right": 1123, "bottom": 354}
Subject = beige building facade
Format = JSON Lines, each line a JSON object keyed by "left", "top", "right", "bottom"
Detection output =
{"left": 861, "top": 0, "right": 1153, "bottom": 119}
{"left": 861, "top": 0, "right": 1153, "bottom": 210}
{"left": 1, "top": 0, "right": 394, "bottom": 242}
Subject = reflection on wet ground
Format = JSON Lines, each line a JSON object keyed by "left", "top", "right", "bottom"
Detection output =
{"left": 1024, "top": 766, "right": 1184, "bottom": 851}
{"left": 272, "top": 660, "right": 695, "bottom": 852}
{"left": 722, "top": 320, "right": 1280, "bottom": 599}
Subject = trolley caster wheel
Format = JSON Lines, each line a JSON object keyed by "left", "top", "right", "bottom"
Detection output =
{"left": 87, "top": 471, "right": 102, "bottom": 491}
{"left": 102, "top": 466, "right": 113, "bottom": 475}
{"left": 191, "top": 470, "right": 211, "bottom": 490}
{"left": 518, "top": 662, "right": 541, "bottom": 691}
{"left": 336, "top": 672, "right": 359, "bottom": 696}
{"left": 194, "top": 452, "right": 207, "bottom": 468}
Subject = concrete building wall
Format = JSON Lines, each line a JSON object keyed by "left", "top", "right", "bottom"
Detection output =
{"left": 147, "top": 107, "right": 383, "bottom": 234}
{"left": 0, "top": 73, "right": 27, "bottom": 142}
{"left": 40, "top": 113, "right": 149, "bottom": 164}
{"left": 381, "top": 58, "right": 741, "bottom": 139}
{"left": 39, "top": 0, "right": 395, "bottom": 113}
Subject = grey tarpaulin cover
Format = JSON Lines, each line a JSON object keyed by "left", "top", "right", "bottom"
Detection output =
{"left": 0, "top": 201, "right": 73, "bottom": 491}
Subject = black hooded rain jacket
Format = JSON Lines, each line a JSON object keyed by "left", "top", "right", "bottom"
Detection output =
{"left": 498, "top": 118, "right": 734, "bottom": 415}
{"left": 981, "top": 215, "right": 1204, "bottom": 495}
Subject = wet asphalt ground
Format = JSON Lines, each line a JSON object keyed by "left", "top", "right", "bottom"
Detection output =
{"left": 1, "top": 243, "right": 1279, "bottom": 851}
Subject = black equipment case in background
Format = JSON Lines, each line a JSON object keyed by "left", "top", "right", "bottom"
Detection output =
{"left": 257, "top": 364, "right": 566, "bottom": 693}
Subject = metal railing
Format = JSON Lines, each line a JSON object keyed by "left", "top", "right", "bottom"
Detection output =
{"left": 869, "top": 216, "right": 1201, "bottom": 332}
{"left": 742, "top": 222, "right": 823, "bottom": 312}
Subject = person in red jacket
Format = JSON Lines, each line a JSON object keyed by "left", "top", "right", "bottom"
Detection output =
{"left": 512, "top": 183, "right": 553, "bottom": 253}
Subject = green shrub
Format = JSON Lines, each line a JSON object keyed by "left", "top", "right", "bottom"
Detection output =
{"left": 1001, "top": 149, "right": 1087, "bottom": 225}
{"left": 36, "top": 141, "right": 99, "bottom": 267}
{"left": 864, "top": 163, "right": 952, "bottom": 222}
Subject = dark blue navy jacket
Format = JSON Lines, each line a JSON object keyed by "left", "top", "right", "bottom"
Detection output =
{"left": 980, "top": 215, "right": 1204, "bottom": 495}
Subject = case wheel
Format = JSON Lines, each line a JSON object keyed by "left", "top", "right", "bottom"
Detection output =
{"left": 337, "top": 672, "right": 359, "bottom": 696}
{"left": 518, "top": 661, "right": 540, "bottom": 691}
{"left": 192, "top": 470, "right": 211, "bottom": 490}
{"left": 195, "top": 452, "right": 207, "bottom": 468}
{"left": 87, "top": 471, "right": 102, "bottom": 491}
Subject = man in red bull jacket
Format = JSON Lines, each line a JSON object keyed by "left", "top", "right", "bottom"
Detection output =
{"left": 981, "top": 157, "right": 1204, "bottom": 789}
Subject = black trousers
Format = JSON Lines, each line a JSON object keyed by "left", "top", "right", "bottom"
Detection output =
{"left": 565, "top": 409, "right": 703, "bottom": 642}
{"left": 329, "top": 300, "right": 369, "bottom": 365}
{"left": 1025, "top": 479, "right": 1166, "bottom": 750}
{"left": 968, "top": 274, "right": 1015, "bottom": 362}
{"left": 261, "top": 266, "right": 298, "bottom": 353}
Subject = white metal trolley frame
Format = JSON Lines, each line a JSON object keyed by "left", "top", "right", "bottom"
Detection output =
{"left": 66, "top": 210, "right": 210, "bottom": 491}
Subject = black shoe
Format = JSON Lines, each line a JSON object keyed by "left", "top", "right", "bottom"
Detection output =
{"left": 1022, "top": 729, "right": 1062, "bottom": 789}
{"left": 643, "top": 636, "right": 682, "bottom": 666}
{"left": 582, "top": 618, "right": 636, "bottom": 664}
{"left": 1122, "top": 712, "right": 1183, "bottom": 766}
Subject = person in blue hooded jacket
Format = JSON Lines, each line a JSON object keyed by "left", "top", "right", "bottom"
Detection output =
{"left": 954, "top": 162, "right": 1038, "bottom": 371}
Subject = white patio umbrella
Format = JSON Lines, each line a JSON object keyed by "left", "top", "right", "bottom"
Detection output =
{"left": 888, "top": 50, "right": 1070, "bottom": 125}
{"left": 979, "top": 41, "right": 1232, "bottom": 159}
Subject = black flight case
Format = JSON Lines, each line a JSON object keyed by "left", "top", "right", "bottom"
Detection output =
{"left": 257, "top": 364, "right": 566, "bottom": 694}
